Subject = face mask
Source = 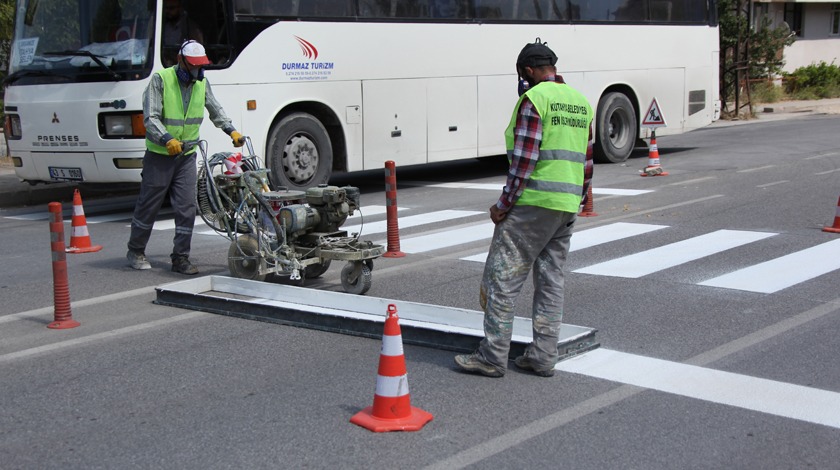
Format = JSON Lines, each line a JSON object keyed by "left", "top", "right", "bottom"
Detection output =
{"left": 189, "top": 67, "right": 204, "bottom": 81}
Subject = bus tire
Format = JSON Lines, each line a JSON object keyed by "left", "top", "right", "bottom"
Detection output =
{"left": 267, "top": 113, "right": 333, "bottom": 190}
{"left": 594, "top": 92, "right": 637, "bottom": 164}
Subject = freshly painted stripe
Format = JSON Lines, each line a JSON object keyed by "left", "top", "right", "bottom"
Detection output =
{"left": 427, "top": 182, "right": 651, "bottom": 196}
{"left": 574, "top": 230, "right": 776, "bottom": 278}
{"left": 375, "top": 374, "right": 410, "bottom": 397}
{"left": 394, "top": 222, "right": 496, "bottom": 253}
{"left": 381, "top": 334, "right": 404, "bottom": 356}
{"left": 591, "top": 188, "right": 653, "bottom": 196}
{"left": 459, "top": 222, "right": 668, "bottom": 263}
{"left": 344, "top": 209, "right": 481, "bottom": 236}
{"left": 698, "top": 239, "right": 840, "bottom": 293}
{"left": 556, "top": 348, "right": 840, "bottom": 429}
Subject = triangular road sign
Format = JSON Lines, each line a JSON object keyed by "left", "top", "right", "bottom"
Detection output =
{"left": 642, "top": 98, "right": 666, "bottom": 128}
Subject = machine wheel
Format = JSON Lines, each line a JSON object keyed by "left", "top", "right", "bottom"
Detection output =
{"left": 266, "top": 112, "right": 333, "bottom": 191}
{"left": 340, "top": 262, "right": 372, "bottom": 295}
{"left": 594, "top": 92, "right": 637, "bottom": 163}
{"left": 304, "top": 259, "right": 331, "bottom": 279}
{"left": 227, "top": 235, "right": 267, "bottom": 282}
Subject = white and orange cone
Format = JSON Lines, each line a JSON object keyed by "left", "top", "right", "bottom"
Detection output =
{"left": 640, "top": 132, "right": 668, "bottom": 177}
{"left": 350, "top": 304, "right": 433, "bottom": 432}
{"left": 824, "top": 195, "right": 840, "bottom": 234}
{"left": 66, "top": 189, "right": 102, "bottom": 253}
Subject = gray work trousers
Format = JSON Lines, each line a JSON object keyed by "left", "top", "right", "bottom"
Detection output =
{"left": 477, "top": 205, "right": 577, "bottom": 371}
{"left": 127, "top": 150, "right": 197, "bottom": 261}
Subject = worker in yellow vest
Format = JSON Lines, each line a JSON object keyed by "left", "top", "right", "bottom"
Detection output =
{"left": 127, "top": 40, "right": 244, "bottom": 274}
{"left": 455, "top": 38, "right": 594, "bottom": 378}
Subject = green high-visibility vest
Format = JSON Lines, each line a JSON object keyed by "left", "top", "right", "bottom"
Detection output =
{"left": 505, "top": 82, "right": 593, "bottom": 212}
{"left": 145, "top": 67, "right": 206, "bottom": 155}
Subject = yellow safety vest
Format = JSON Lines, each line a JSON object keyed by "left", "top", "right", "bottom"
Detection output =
{"left": 145, "top": 67, "right": 206, "bottom": 155}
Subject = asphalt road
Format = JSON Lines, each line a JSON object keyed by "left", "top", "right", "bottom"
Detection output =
{"left": 2, "top": 113, "right": 840, "bottom": 469}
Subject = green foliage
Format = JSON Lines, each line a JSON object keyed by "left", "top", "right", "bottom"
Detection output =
{"left": 784, "top": 61, "right": 840, "bottom": 94}
{"left": 751, "top": 80, "right": 784, "bottom": 103}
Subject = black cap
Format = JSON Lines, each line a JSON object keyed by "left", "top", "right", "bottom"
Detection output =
{"left": 516, "top": 38, "right": 557, "bottom": 68}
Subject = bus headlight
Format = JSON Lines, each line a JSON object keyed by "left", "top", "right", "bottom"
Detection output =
{"left": 4, "top": 114, "right": 21, "bottom": 140}
{"left": 99, "top": 112, "right": 145, "bottom": 138}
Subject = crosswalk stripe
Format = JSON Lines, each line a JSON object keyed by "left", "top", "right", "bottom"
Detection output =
{"left": 698, "top": 239, "right": 840, "bottom": 293}
{"left": 426, "top": 182, "right": 652, "bottom": 196}
{"left": 460, "top": 222, "right": 668, "bottom": 263}
{"left": 391, "top": 222, "right": 496, "bottom": 254}
{"left": 343, "top": 209, "right": 482, "bottom": 236}
{"left": 574, "top": 230, "right": 777, "bottom": 278}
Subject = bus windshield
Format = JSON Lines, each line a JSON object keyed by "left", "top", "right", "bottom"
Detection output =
{"left": 8, "top": 0, "right": 154, "bottom": 84}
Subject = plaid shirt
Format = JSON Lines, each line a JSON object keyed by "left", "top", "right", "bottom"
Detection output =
{"left": 496, "top": 75, "right": 594, "bottom": 211}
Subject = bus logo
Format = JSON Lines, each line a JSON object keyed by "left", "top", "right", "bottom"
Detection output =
{"left": 52, "top": 113, "right": 59, "bottom": 124}
{"left": 294, "top": 36, "right": 318, "bottom": 60}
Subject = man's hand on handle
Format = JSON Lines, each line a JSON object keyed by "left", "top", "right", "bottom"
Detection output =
{"left": 230, "top": 131, "right": 245, "bottom": 148}
{"left": 165, "top": 139, "right": 183, "bottom": 156}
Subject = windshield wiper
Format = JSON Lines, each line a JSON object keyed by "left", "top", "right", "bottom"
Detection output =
{"left": 2, "top": 69, "right": 67, "bottom": 86}
{"left": 43, "top": 50, "right": 122, "bottom": 81}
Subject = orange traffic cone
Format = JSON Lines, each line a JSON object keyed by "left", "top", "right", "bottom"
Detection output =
{"left": 66, "top": 189, "right": 103, "bottom": 253}
{"left": 823, "top": 195, "right": 840, "bottom": 233}
{"left": 350, "top": 304, "right": 433, "bottom": 432}
{"left": 640, "top": 131, "right": 668, "bottom": 177}
{"left": 578, "top": 185, "right": 598, "bottom": 217}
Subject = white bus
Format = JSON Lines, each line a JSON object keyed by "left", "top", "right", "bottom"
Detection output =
{"left": 4, "top": 0, "right": 719, "bottom": 191}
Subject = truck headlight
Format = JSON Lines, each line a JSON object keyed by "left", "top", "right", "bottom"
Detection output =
{"left": 99, "top": 112, "right": 145, "bottom": 138}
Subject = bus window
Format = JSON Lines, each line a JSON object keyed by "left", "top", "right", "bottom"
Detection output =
{"left": 430, "top": 0, "right": 464, "bottom": 18}
{"left": 474, "top": 0, "right": 506, "bottom": 19}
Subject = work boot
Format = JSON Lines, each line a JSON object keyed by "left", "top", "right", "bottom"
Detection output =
{"left": 127, "top": 250, "right": 151, "bottom": 270}
{"left": 171, "top": 256, "right": 198, "bottom": 275}
{"left": 453, "top": 352, "right": 504, "bottom": 378}
{"left": 513, "top": 355, "right": 556, "bottom": 377}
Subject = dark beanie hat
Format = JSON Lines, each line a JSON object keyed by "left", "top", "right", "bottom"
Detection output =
{"left": 516, "top": 38, "right": 558, "bottom": 67}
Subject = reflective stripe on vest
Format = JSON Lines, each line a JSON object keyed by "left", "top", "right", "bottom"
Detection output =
{"left": 504, "top": 82, "right": 593, "bottom": 212}
{"left": 146, "top": 67, "right": 206, "bottom": 155}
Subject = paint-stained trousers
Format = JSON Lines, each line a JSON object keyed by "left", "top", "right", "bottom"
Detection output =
{"left": 127, "top": 150, "right": 197, "bottom": 261}
{"left": 478, "top": 204, "right": 577, "bottom": 371}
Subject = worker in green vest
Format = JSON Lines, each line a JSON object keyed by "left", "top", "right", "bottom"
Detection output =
{"left": 455, "top": 38, "right": 594, "bottom": 378}
{"left": 127, "top": 40, "right": 244, "bottom": 274}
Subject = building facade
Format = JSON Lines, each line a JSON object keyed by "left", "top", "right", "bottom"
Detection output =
{"left": 752, "top": 0, "right": 840, "bottom": 72}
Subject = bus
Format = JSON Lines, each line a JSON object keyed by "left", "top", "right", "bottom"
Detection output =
{"left": 4, "top": 0, "right": 719, "bottom": 191}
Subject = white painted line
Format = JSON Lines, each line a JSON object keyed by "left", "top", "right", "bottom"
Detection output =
{"left": 667, "top": 176, "right": 716, "bottom": 186}
{"left": 0, "top": 312, "right": 206, "bottom": 363}
{"left": 756, "top": 180, "right": 789, "bottom": 188}
{"left": 592, "top": 188, "right": 653, "bottom": 196}
{"left": 805, "top": 152, "right": 839, "bottom": 160}
{"left": 346, "top": 205, "right": 406, "bottom": 222}
{"left": 428, "top": 182, "right": 502, "bottom": 191}
{"left": 460, "top": 222, "right": 668, "bottom": 264}
{"left": 344, "top": 209, "right": 482, "bottom": 236}
{"left": 428, "top": 182, "right": 652, "bottom": 196}
{"left": 737, "top": 165, "right": 777, "bottom": 173}
{"left": 815, "top": 168, "right": 840, "bottom": 175}
{"left": 5, "top": 213, "right": 50, "bottom": 221}
{"left": 556, "top": 348, "right": 840, "bottom": 430}
{"left": 699, "top": 239, "right": 840, "bottom": 293}
{"left": 0, "top": 286, "right": 158, "bottom": 324}
{"left": 393, "top": 222, "right": 496, "bottom": 253}
{"left": 574, "top": 230, "right": 777, "bottom": 278}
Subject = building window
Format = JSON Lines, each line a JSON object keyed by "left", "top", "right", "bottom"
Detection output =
{"left": 753, "top": 3, "right": 769, "bottom": 30}
{"left": 784, "top": 3, "right": 803, "bottom": 36}
{"left": 831, "top": 4, "right": 840, "bottom": 36}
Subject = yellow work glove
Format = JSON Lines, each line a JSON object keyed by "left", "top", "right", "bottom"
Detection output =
{"left": 165, "top": 138, "right": 182, "bottom": 156}
{"left": 230, "top": 131, "right": 245, "bottom": 148}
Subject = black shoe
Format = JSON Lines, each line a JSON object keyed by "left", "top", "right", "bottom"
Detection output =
{"left": 513, "top": 355, "right": 555, "bottom": 377}
{"left": 454, "top": 352, "right": 504, "bottom": 378}
{"left": 171, "top": 256, "right": 198, "bottom": 275}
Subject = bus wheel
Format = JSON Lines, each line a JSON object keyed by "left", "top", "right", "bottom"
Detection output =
{"left": 594, "top": 92, "right": 637, "bottom": 164}
{"left": 267, "top": 113, "right": 333, "bottom": 190}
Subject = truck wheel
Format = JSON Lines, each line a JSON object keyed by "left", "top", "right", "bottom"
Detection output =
{"left": 594, "top": 92, "right": 637, "bottom": 163}
{"left": 227, "top": 235, "right": 266, "bottom": 282}
{"left": 340, "top": 262, "right": 372, "bottom": 295}
{"left": 266, "top": 113, "right": 333, "bottom": 191}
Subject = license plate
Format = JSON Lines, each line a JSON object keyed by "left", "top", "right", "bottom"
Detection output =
{"left": 48, "top": 166, "right": 83, "bottom": 181}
